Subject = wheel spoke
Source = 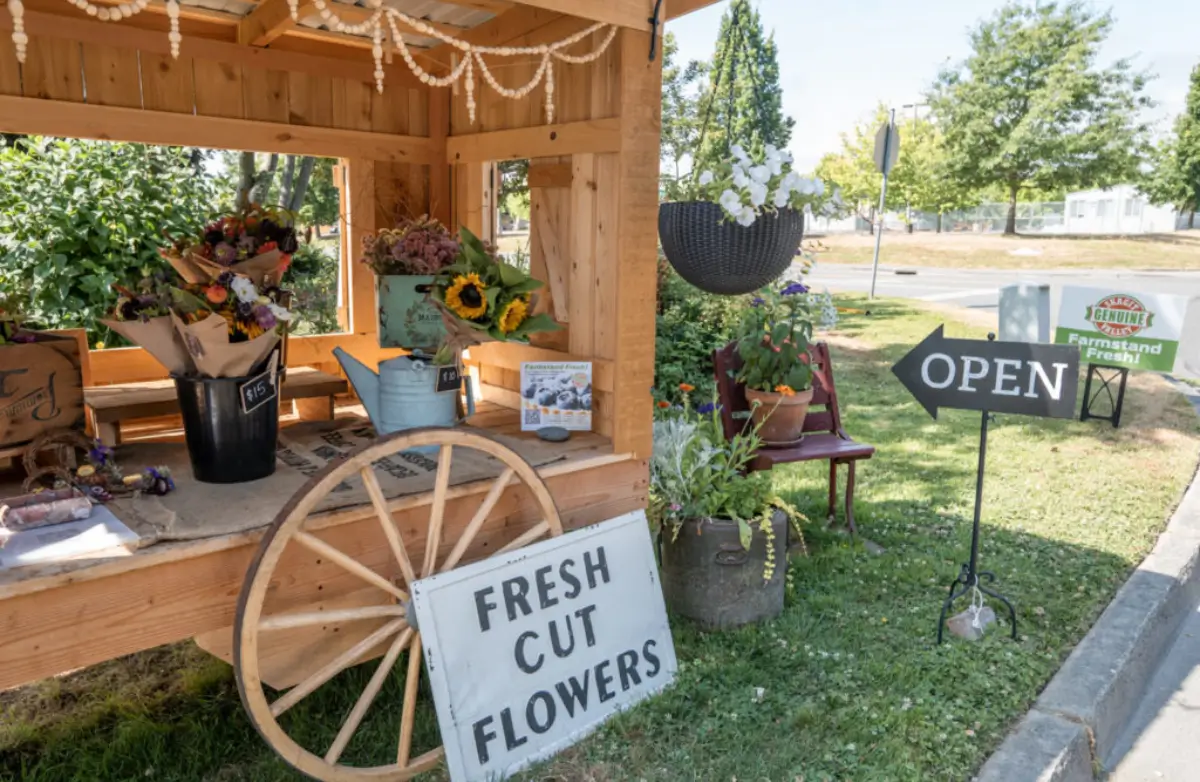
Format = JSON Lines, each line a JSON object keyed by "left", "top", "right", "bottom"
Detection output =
{"left": 441, "top": 466, "right": 515, "bottom": 573}
{"left": 408, "top": 746, "right": 447, "bottom": 775}
{"left": 361, "top": 466, "right": 418, "bottom": 587}
{"left": 324, "top": 628, "right": 415, "bottom": 765}
{"left": 270, "top": 618, "right": 408, "bottom": 718}
{"left": 421, "top": 445, "right": 453, "bottom": 578}
{"left": 496, "top": 520, "right": 552, "bottom": 555}
{"left": 397, "top": 637, "right": 424, "bottom": 766}
{"left": 259, "top": 604, "right": 406, "bottom": 632}
{"left": 293, "top": 530, "right": 408, "bottom": 602}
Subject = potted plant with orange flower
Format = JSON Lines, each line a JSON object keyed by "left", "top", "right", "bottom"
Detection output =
{"left": 732, "top": 281, "right": 830, "bottom": 444}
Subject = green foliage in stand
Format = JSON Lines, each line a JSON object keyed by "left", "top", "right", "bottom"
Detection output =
{"left": 0, "top": 138, "right": 215, "bottom": 342}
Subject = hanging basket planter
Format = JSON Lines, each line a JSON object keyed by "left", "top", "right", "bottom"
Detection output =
{"left": 658, "top": 201, "right": 806, "bottom": 296}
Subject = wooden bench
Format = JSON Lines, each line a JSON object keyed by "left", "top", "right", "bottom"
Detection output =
{"left": 714, "top": 341, "right": 875, "bottom": 534}
{"left": 84, "top": 367, "right": 348, "bottom": 445}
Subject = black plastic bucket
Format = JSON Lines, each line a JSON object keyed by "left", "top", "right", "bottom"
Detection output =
{"left": 174, "top": 373, "right": 280, "bottom": 484}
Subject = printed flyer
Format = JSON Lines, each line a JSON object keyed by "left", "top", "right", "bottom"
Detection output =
{"left": 520, "top": 362, "right": 592, "bottom": 431}
{"left": 1054, "top": 286, "right": 1190, "bottom": 372}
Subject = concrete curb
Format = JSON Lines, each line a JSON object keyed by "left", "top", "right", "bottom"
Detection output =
{"left": 975, "top": 470, "right": 1200, "bottom": 782}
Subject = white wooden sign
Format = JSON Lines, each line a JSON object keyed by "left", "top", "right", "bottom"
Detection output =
{"left": 411, "top": 511, "right": 677, "bottom": 782}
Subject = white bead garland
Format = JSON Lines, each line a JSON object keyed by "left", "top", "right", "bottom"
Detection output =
{"left": 7, "top": 0, "right": 25, "bottom": 64}
{"left": 6, "top": 0, "right": 618, "bottom": 123}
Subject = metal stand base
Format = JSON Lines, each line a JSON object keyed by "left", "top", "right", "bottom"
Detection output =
{"left": 1080, "top": 363, "right": 1129, "bottom": 428}
{"left": 937, "top": 565, "right": 1018, "bottom": 644}
{"left": 936, "top": 398, "right": 1018, "bottom": 644}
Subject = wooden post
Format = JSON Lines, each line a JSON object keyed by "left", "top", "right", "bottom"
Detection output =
{"left": 611, "top": 29, "right": 661, "bottom": 458}
{"left": 344, "top": 160, "right": 377, "bottom": 337}
{"left": 428, "top": 87, "right": 452, "bottom": 227}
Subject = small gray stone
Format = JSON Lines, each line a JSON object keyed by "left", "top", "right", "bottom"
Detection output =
{"left": 947, "top": 605, "right": 997, "bottom": 641}
{"left": 536, "top": 426, "right": 571, "bottom": 442}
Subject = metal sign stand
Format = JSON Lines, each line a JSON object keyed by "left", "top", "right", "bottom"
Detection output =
{"left": 1079, "top": 363, "right": 1129, "bottom": 428}
{"left": 936, "top": 407, "right": 1019, "bottom": 644}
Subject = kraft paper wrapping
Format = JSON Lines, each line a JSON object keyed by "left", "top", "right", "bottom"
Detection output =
{"left": 170, "top": 312, "right": 280, "bottom": 378}
{"left": 165, "top": 248, "right": 285, "bottom": 287}
{"left": 101, "top": 316, "right": 195, "bottom": 376}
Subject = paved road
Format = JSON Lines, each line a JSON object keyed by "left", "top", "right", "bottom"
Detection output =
{"left": 806, "top": 264, "right": 1200, "bottom": 312}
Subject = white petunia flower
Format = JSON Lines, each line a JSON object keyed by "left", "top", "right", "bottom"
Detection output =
{"left": 749, "top": 165, "right": 771, "bottom": 185}
{"left": 812, "top": 178, "right": 826, "bottom": 197}
{"left": 748, "top": 181, "right": 768, "bottom": 207}
{"left": 731, "top": 144, "right": 750, "bottom": 163}
{"left": 736, "top": 206, "right": 757, "bottom": 227}
{"left": 781, "top": 170, "right": 801, "bottom": 190}
{"left": 766, "top": 156, "right": 783, "bottom": 177}
{"left": 794, "top": 178, "right": 816, "bottom": 196}
{"left": 698, "top": 170, "right": 714, "bottom": 186}
{"left": 774, "top": 185, "right": 791, "bottom": 208}
{"left": 731, "top": 164, "right": 750, "bottom": 188}
{"left": 765, "top": 144, "right": 780, "bottom": 161}
{"left": 268, "top": 302, "right": 294, "bottom": 322}
{"left": 719, "top": 189, "right": 743, "bottom": 216}
{"left": 230, "top": 276, "right": 258, "bottom": 304}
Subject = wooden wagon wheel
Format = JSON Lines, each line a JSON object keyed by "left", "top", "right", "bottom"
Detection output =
{"left": 233, "top": 427, "right": 563, "bottom": 781}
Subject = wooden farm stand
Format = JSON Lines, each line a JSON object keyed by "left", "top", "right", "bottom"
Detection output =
{"left": 0, "top": 1, "right": 720, "bottom": 778}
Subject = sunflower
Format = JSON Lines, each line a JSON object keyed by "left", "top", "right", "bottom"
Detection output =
{"left": 445, "top": 272, "right": 488, "bottom": 320}
{"left": 497, "top": 297, "right": 529, "bottom": 334}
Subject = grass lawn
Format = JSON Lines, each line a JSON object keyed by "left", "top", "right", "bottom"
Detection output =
{"left": 810, "top": 230, "right": 1200, "bottom": 270}
{"left": 3, "top": 297, "right": 1198, "bottom": 781}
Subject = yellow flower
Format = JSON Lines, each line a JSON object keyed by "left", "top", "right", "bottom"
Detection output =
{"left": 445, "top": 273, "right": 488, "bottom": 320}
{"left": 775, "top": 384, "right": 796, "bottom": 397}
{"left": 498, "top": 297, "right": 529, "bottom": 334}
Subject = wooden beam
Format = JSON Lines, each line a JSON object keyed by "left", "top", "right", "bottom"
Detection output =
{"left": 666, "top": 0, "right": 725, "bottom": 20}
{"left": 7, "top": 10, "right": 422, "bottom": 86}
{"left": 345, "top": 161, "right": 378, "bottom": 336}
{"left": 528, "top": 160, "right": 573, "bottom": 187}
{"left": 436, "top": 0, "right": 513, "bottom": 13}
{"left": 239, "top": 0, "right": 311, "bottom": 46}
{"left": 0, "top": 95, "right": 437, "bottom": 162}
{"left": 508, "top": 0, "right": 652, "bottom": 31}
{"left": 446, "top": 118, "right": 621, "bottom": 162}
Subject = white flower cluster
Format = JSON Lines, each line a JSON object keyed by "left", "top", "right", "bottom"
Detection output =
{"left": 697, "top": 144, "right": 845, "bottom": 227}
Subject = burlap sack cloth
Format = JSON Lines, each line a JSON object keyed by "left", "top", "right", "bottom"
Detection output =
{"left": 110, "top": 420, "right": 564, "bottom": 544}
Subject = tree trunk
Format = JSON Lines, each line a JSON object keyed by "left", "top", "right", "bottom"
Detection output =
{"left": 237, "top": 152, "right": 257, "bottom": 210}
{"left": 287, "top": 157, "right": 317, "bottom": 213}
{"left": 1190, "top": 210, "right": 1196, "bottom": 230}
{"left": 249, "top": 154, "right": 279, "bottom": 206}
{"left": 1005, "top": 183, "right": 1019, "bottom": 236}
{"left": 936, "top": 212, "right": 943, "bottom": 233}
{"left": 279, "top": 155, "right": 297, "bottom": 211}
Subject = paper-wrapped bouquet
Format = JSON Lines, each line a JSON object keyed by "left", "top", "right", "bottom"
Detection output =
{"left": 104, "top": 269, "right": 293, "bottom": 379}
{"left": 161, "top": 203, "right": 301, "bottom": 288}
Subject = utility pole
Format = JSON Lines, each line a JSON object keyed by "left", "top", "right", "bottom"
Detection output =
{"left": 869, "top": 108, "right": 898, "bottom": 300}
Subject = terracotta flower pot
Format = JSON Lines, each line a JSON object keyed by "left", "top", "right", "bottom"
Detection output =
{"left": 745, "top": 387, "right": 815, "bottom": 445}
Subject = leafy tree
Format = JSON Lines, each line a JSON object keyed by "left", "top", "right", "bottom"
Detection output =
{"left": 693, "top": 0, "right": 794, "bottom": 175}
{"left": 815, "top": 105, "right": 978, "bottom": 230}
{"left": 299, "top": 158, "right": 341, "bottom": 237}
{"left": 1144, "top": 62, "right": 1200, "bottom": 227}
{"left": 660, "top": 32, "right": 705, "bottom": 199}
{"left": 0, "top": 138, "right": 215, "bottom": 342}
{"left": 497, "top": 159, "right": 529, "bottom": 223}
{"left": 929, "top": 2, "right": 1152, "bottom": 235}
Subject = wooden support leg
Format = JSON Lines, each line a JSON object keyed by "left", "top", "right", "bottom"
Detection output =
{"left": 295, "top": 396, "right": 335, "bottom": 422}
{"left": 844, "top": 460, "right": 858, "bottom": 537}
{"left": 827, "top": 460, "right": 839, "bottom": 524}
{"left": 96, "top": 421, "right": 120, "bottom": 447}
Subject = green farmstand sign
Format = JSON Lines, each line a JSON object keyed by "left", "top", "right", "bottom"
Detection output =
{"left": 1054, "top": 286, "right": 1190, "bottom": 372}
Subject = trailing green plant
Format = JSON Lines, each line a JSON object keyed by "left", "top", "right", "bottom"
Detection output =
{"left": 0, "top": 138, "right": 216, "bottom": 345}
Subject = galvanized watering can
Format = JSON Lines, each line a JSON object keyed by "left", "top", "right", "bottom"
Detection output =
{"left": 333, "top": 348, "right": 473, "bottom": 435}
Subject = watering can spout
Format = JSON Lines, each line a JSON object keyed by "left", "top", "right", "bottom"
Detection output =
{"left": 332, "top": 347, "right": 382, "bottom": 428}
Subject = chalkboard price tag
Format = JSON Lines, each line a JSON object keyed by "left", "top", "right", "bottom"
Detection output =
{"left": 435, "top": 364, "right": 462, "bottom": 393}
{"left": 239, "top": 365, "right": 278, "bottom": 414}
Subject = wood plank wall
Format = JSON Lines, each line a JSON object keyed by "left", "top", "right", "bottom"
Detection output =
{"left": 451, "top": 24, "right": 652, "bottom": 454}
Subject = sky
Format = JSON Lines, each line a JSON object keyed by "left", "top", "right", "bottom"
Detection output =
{"left": 666, "top": 0, "right": 1200, "bottom": 173}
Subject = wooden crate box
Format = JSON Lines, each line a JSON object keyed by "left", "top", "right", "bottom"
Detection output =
{"left": 0, "top": 332, "right": 85, "bottom": 450}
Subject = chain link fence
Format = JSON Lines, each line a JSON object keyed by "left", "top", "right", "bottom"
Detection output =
{"left": 911, "top": 202, "right": 1066, "bottom": 234}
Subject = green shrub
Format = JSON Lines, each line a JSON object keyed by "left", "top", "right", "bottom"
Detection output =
{"left": 654, "top": 261, "right": 747, "bottom": 402}
{"left": 0, "top": 139, "right": 217, "bottom": 343}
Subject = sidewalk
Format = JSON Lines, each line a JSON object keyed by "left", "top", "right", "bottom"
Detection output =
{"left": 1107, "top": 602, "right": 1200, "bottom": 781}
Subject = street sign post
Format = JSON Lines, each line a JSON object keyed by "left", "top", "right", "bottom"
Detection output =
{"left": 869, "top": 113, "right": 900, "bottom": 301}
{"left": 893, "top": 327, "right": 1081, "bottom": 642}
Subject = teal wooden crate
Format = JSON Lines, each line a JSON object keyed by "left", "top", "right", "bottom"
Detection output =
{"left": 376, "top": 275, "right": 446, "bottom": 350}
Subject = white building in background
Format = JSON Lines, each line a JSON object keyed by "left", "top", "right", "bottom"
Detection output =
{"left": 1063, "top": 185, "right": 1178, "bottom": 234}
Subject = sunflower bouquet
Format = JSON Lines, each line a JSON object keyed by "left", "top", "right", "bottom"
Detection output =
{"left": 430, "top": 228, "right": 560, "bottom": 359}
{"left": 162, "top": 203, "right": 303, "bottom": 288}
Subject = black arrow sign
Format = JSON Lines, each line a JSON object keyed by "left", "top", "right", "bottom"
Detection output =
{"left": 892, "top": 325, "right": 1080, "bottom": 420}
